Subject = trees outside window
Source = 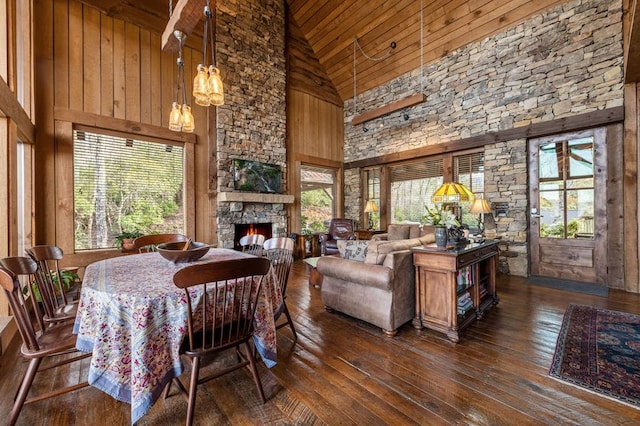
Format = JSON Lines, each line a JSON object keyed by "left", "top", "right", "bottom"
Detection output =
{"left": 73, "top": 130, "right": 184, "bottom": 250}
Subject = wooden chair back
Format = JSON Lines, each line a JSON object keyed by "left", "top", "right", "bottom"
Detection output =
{"left": 239, "top": 233, "right": 265, "bottom": 256}
{"left": 26, "top": 245, "right": 78, "bottom": 323}
{"left": 133, "top": 233, "right": 188, "bottom": 253}
{"left": 0, "top": 259, "right": 90, "bottom": 425}
{"left": 0, "top": 257, "right": 43, "bottom": 347}
{"left": 262, "top": 238, "right": 297, "bottom": 339}
{"left": 263, "top": 236, "right": 294, "bottom": 252}
{"left": 169, "top": 256, "right": 271, "bottom": 424}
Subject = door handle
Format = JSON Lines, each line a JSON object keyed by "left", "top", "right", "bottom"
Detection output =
{"left": 530, "top": 208, "right": 543, "bottom": 218}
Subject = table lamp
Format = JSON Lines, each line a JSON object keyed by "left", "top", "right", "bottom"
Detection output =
{"left": 364, "top": 200, "right": 378, "bottom": 230}
{"left": 469, "top": 198, "right": 492, "bottom": 234}
{"left": 431, "top": 182, "right": 474, "bottom": 244}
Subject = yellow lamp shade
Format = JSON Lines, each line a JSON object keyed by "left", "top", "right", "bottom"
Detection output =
{"left": 364, "top": 200, "right": 378, "bottom": 213}
{"left": 193, "top": 64, "right": 210, "bottom": 106}
{"left": 181, "top": 104, "right": 195, "bottom": 133}
{"left": 168, "top": 102, "right": 183, "bottom": 132}
{"left": 469, "top": 198, "right": 492, "bottom": 214}
{"left": 432, "top": 182, "right": 475, "bottom": 203}
{"left": 207, "top": 66, "right": 224, "bottom": 106}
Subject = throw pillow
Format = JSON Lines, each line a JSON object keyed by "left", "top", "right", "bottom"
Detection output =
{"left": 387, "top": 224, "right": 411, "bottom": 240}
{"left": 338, "top": 240, "right": 368, "bottom": 261}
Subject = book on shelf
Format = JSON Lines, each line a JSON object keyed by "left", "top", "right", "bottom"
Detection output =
{"left": 457, "top": 291, "right": 473, "bottom": 315}
{"left": 456, "top": 266, "right": 473, "bottom": 292}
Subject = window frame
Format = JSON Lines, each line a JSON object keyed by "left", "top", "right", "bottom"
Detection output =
{"left": 54, "top": 119, "right": 196, "bottom": 257}
{"left": 366, "top": 149, "right": 485, "bottom": 230}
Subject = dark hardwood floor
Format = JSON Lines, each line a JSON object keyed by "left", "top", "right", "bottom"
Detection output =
{"left": 2, "top": 261, "right": 640, "bottom": 425}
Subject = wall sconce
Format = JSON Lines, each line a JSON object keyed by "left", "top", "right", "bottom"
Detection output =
{"left": 403, "top": 113, "right": 410, "bottom": 121}
{"left": 363, "top": 124, "right": 369, "bottom": 132}
{"left": 193, "top": 0, "right": 224, "bottom": 106}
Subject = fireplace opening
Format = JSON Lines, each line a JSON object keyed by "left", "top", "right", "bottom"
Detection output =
{"left": 234, "top": 223, "right": 272, "bottom": 250}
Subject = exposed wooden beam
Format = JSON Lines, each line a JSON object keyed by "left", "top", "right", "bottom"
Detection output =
{"left": 351, "top": 93, "right": 425, "bottom": 125}
{"left": 161, "top": 0, "right": 205, "bottom": 53}
{"left": 0, "top": 77, "right": 35, "bottom": 144}
{"left": 54, "top": 107, "right": 197, "bottom": 145}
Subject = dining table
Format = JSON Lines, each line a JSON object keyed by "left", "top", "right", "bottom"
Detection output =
{"left": 73, "top": 248, "right": 283, "bottom": 424}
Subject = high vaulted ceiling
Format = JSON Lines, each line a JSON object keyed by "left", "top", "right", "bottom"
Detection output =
{"left": 78, "top": 0, "right": 630, "bottom": 103}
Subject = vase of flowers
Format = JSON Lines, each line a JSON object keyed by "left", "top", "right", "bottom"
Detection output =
{"left": 423, "top": 205, "right": 459, "bottom": 248}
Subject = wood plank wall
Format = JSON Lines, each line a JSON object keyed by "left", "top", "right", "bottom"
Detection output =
{"left": 286, "top": 7, "right": 345, "bottom": 234}
{"left": 288, "top": 0, "right": 571, "bottom": 100}
{"left": 34, "top": 0, "right": 213, "bottom": 269}
{"left": 623, "top": 0, "right": 640, "bottom": 293}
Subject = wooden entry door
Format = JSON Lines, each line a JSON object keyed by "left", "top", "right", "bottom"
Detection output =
{"left": 528, "top": 128, "right": 607, "bottom": 284}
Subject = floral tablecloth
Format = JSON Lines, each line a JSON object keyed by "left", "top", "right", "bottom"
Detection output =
{"left": 73, "top": 249, "right": 282, "bottom": 424}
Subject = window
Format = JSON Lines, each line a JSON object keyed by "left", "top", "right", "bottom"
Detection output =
{"left": 300, "top": 165, "right": 336, "bottom": 233}
{"left": 374, "top": 150, "right": 485, "bottom": 227}
{"left": 538, "top": 137, "right": 594, "bottom": 239}
{"left": 17, "top": 141, "right": 34, "bottom": 256}
{"left": 454, "top": 151, "right": 485, "bottom": 228}
{"left": 364, "top": 168, "right": 381, "bottom": 229}
{"left": 73, "top": 129, "right": 185, "bottom": 250}
{"left": 389, "top": 158, "right": 444, "bottom": 223}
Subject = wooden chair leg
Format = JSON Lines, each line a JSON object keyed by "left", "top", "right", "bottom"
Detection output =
{"left": 185, "top": 356, "right": 200, "bottom": 426}
{"left": 282, "top": 302, "right": 297, "bottom": 340}
{"left": 243, "top": 342, "right": 266, "bottom": 403}
{"left": 9, "top": 358, "right": 42, "bottom": 426}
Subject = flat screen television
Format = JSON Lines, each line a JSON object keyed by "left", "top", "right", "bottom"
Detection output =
{"left": 233, "top": 159, "right": 282, "bottom": 194}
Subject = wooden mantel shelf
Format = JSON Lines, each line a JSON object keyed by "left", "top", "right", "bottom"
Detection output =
{"left": 351, "top": 93, "right": 426, "bottom": 125}
{"left": 217, "top": 192, "right": 295, "bottom": 204}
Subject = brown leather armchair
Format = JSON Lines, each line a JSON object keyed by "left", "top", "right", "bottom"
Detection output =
{"left": 318, "top": 218, "right": 355, "bottom": 255}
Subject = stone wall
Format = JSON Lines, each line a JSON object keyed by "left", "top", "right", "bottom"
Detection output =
{"left": 215, "top": 0, "right": 287, "bottom": 248}
{"left": 343, "top": 0, "right": 624, "bottom": 275}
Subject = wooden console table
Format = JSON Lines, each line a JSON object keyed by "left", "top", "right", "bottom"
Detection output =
{"left": 412, "top": 240, "right": 499, "bottom": 342}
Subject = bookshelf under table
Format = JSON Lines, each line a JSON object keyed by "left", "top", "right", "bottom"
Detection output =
{"left": 411, "top": 240, "right": 500, "bottom": 343}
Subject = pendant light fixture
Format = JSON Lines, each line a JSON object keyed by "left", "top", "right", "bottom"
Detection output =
{"left": 168, "top": 30, "right": 194, "bottom": 132}
{"left": 193, "top": 0, "right": 224, "bottom": 106}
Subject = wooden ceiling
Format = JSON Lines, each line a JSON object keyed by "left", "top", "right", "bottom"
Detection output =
{"left": 79, "top": 0, "right": 592, "bottom": 102}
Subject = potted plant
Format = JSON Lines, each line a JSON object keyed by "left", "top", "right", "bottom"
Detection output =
{"left": 423, "top": 205, "right": 459, "bottom": 247}
{"left": 23, "top": 269, "right": 80, "bottom": 302}
{"left": 115, "top": 230, "right": 142, "bottom": 251}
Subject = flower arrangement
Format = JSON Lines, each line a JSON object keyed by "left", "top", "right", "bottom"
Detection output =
{"left": 423, "top": 205, "right": 460, "bottom": 229}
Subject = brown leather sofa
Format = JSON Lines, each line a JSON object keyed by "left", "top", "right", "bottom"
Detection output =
{"left": 318, "top": 218, "right": 355, "bottom": 256}
{"left": 317, "top": 225, "right": 434, "bottom": 337}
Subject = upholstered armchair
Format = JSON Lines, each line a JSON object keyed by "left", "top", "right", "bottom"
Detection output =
{"left": 318, "top": 218, "right": 355, "bottom": 255}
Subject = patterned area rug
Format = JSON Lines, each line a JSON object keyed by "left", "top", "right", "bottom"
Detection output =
{"left": 550, "top": 304, "right": 640, "bottom": 408}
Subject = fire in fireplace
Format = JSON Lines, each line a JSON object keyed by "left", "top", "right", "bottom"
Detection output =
{"left": 234, "top": 223, "right": 272, "bottom": 250}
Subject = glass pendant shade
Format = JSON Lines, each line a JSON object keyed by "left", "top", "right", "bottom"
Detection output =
{"left": 431, "top": 182, "right": 475, "bottom": 203}
{"left": 207, "top": 66, "right": 224, "bottom": 105}
{"left": 193, "top": 64, "right": 210, "bottom": 106}
{"left": 181, "top": 104, "right": 195, "bottom": 133}
{"left": 168, "top": 102, "right": 183, "bottom": 131}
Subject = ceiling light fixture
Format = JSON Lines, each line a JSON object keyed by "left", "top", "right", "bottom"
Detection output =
{"left": 168, "top": 30, "right": 194, "bottom": 132}
{"left": 193, "top": 0, "right": 224, "bottom": 106}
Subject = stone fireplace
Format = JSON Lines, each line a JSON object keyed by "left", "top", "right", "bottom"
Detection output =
{"left": 234, "top": 222, "right": 273, "bottom": 250}
{"left": 213, "top": 0, "right": 289, "bottom": 249}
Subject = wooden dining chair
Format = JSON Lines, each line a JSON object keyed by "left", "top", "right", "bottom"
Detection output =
{"left": 239, "top": 233, "right": 265, "bottom": 256}
{"left": 132, "top": 233, "right": 188, "bottom": 253}
{"left": 262, "top": 237, "right": 297, "bottom": 340}
{"left": 166, "top": 257, "right": 272, "bottom": 426}
{"left": 25, "top": 245, "right": 78, "bottom": 324}
{"left": 0, "top": 258, "right": 90, "bottom": 426}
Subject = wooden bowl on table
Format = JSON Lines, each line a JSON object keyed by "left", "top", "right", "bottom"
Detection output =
{"left": 156, "top": 241, "right": 210, "bottom": 263}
